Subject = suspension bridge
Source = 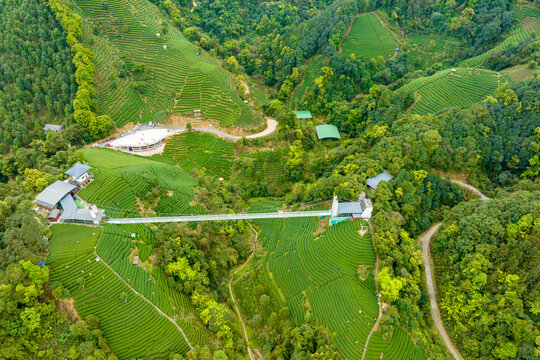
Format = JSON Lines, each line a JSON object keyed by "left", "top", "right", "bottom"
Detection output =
{"left": 106, "top": 195, "right": 373, "bottom": 224}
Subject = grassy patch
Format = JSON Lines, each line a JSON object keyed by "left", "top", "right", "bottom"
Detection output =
{"left": 292, "top": 56, "right": 325, "bottom": 107}
{"left": 341, "top": 13, "right": 397, "bottom": 59}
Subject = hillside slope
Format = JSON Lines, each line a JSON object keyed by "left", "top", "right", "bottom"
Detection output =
{"left": 69, "top": 0, "right": 262, "bottom": 128}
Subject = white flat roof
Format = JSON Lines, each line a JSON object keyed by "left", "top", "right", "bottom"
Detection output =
{"left": 107, "top": 129, "right": 182, "bottom": 147}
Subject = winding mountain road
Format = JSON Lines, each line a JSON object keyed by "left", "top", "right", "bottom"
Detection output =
{"left": 450, "top": 180, "right": 489, "bottom": 200}
{"left": 421, "top": 180, "right": 489, "bottom": 360}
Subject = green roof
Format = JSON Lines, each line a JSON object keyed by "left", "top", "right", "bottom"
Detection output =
{"left": 294, "top": 111, "right": 312, "bottom": 119}
{"left": 316, "top": 125, "right": 341, "bottom": 140}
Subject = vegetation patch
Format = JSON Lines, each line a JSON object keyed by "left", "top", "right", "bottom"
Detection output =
{"left": 341, "top": 13, "right": 397, "bottom": 60}
{"left": 400, "top": 68, "right": 499, "bottom": 115}
{"left": 292, "top": 56, "right": 325, "bottom": 107}
{"left": 48, "top": 224, "right": 197, "bottom": 358}
{"left": 71, "top": 0, "right": 262, "bottom": 127}
{"left": 239, "top": 215, "right": 423, "bottom": 360}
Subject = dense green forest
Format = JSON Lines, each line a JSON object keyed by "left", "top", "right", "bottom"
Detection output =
{"left": 0, "top": 0, "right": 76, "bottom": 153}
{"left": 433, "top": 192, "right": 540, "bottom": 359}
{"left": 0, "top": 0, "right": 539, "bottom": 358}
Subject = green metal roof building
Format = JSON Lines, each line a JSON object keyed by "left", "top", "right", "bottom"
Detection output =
{"left": 316, "top": 125, "right": 341, "bottom": 140}
{"left": 294, "top": 111, "right": 312, "bottom": 119}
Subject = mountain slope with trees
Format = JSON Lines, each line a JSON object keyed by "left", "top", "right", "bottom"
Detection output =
{"left": 432, "top": 192, "right": 540, "bottom": 359}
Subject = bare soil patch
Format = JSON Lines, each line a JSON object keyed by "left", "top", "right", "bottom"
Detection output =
{"left": 56, "top": 298, "right": 81, "bottom": 323}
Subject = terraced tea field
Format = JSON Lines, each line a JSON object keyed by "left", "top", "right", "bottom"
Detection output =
{"left": 459, "top": 26, "right": 533, "bottom": 68}
{"left": 400, "top": 68, "right": 499, "bottom": 115}
{"left": 342, "top": 13, "right": 397, "bottom": 59}
{"left": 158, "top": 132, "right": 236, "bottom": 178}
{"left": 48, "top": 224, "right": 207, "bottom": 358}
{"left": 78, "top": 148, "right": 197, "bottom": 216}
{"left": 241, "top": 214, "right": 426, "bottom": 360}
{"left": 364, "top": 327, "right": 427, "bottom": 360}
{"left": 70, "top": 0, "right": 260, "bottom": 127}
{"left": 499, "top": 65, "right": 537, "bottom": 83}
{"left": 292, "top": 56, "right": 325, "bottom": 106}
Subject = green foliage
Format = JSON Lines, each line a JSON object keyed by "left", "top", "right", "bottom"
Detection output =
{"left": 341, "top": 13, "right": 398, "bottom": 60}
{"left": 0, "top": 258, "right": 113, "bottom": 358}
{"left": 192, "top": 293, "right": 234, "bottom": 348}
{"left": 433, "top": 192, "right": 540, "bottom": 359}
{"left": 0, "top": 0, "right": 76, "bottom": 153}
{"left": 46, "top": 0, "right": 115, "bottom": 139}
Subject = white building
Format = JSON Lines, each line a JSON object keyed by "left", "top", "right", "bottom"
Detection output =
{"left": 65, "top": 163, "right": 91, "bottom": 185}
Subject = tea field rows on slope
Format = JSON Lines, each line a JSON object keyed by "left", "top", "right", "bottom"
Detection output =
{"left": 70, "top": 0, "right": 261, "bottom": 127}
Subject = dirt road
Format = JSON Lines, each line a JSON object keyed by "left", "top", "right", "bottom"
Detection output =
{"left": 421, "top": 180, "right": 488, "bottom": 360}
{"left": 450, "top": 180, "right": 489, "bottom": 200}
{"left": 421, "top": 224, "right": 463, "bottom": 360}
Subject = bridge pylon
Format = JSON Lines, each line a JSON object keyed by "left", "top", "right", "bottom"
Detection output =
{"left": 331, "top": 195, "right": 339, "bottom": 217}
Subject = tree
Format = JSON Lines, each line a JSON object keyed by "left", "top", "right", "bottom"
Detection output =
{"left": 23, "top": 169, "right": 49, "bottom": 192}
{"left": 377, "top": 267, "right": 406, "bottom": 302}
{"left": 186, "top": 123, "right": 192, "bottom": 132}
{"left": 77, "top": 277, "right": 85, "bottom": 290}
{"left": 213, "top": 350, "right": 228, "bottom": 360}
{"left": 224, "top": 56, "right": 240, "bottom": 73}
{"left": 266, "top": 99, "right": 282, "bottom": 116}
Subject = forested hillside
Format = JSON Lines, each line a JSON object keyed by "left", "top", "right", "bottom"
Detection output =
{"left": 0, "top": 0, "right": 76, "bottom": 153}
{"left": 432, "top": 192, "right": 540, "bottom": 359}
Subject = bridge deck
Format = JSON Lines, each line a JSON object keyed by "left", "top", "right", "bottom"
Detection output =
{"left": 107, "top": 210, "right": 333, "bottom": 224}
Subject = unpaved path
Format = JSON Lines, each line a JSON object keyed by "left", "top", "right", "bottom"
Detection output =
{"left": 421, "top": 179, "right": 488, "bottom": 360}
{"left": 93, "top": 237, "right": 194, "bottom": 350}
{"left": 361, "top": 220, "right": 382, "bottom": 360}
{"left": 97, "top": 118, "right": 278, "bottom": 156}
{"left": 421, "top": 223, "right": 462, "bottom": 360}
{"left": 450, "top": 180, "right": 489, "bottom": 200}
{"left": 228, "top": 222, "right": 259, "bottom": 360}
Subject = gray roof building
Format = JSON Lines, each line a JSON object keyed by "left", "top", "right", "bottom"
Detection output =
{"left": 337, "top": 202, "right": 363, "bottom": 217}
{"left": 59, "top": 195, "right": 105, "bottom": 224}
{"left": 62, "top": 207, "right": 106, "bottom": 225}
{"left": 65, "top": 163, "right": 91, "bottom": 179}
{"left": 59, "top": 195, "right": 78, "bottom": 219}
{"left": 367, "top": 170, "right": 394, "bottom": 189}
{"left": 43, "top": 124, "right": 65, "bottom": 133}
{"left": 36, "top": 181, "right": 77, "bottom": 209}
{"left": 47, "top": 209, "right": 60, "bottom": 219}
